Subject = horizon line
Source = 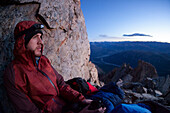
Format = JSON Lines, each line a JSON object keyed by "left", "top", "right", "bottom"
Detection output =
{"left": 89, "top": 41, "right": 170, "bottom": 44}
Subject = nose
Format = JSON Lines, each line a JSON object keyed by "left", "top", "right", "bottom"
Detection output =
{"left": 37, "top": 36, "right": 43, "bottom": 44}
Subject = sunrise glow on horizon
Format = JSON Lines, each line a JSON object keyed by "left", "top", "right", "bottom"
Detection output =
{"left": 80, "top": 0, "right": 170, "bottom": 43}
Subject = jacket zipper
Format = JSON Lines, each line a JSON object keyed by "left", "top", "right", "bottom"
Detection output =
{"left": 37, "top": 68, "right": 59, "bottom": 104}
{"left": 37, "top": 68, "right": 58, "bottom": 93}
{"left": 33, "top": 56, "right": 59, "bottom": 103}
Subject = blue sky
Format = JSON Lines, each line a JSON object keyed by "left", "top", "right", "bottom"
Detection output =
{"left": 80, "top": 0, "right": 170, "bottom": 43}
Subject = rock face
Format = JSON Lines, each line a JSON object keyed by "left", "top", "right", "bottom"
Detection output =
{"left": 102, "top": 60, "right": 158, "bottom": 84}
{"left": 101, "top": 63, "right": 133, "bottom": 83}
{"left": 155, "top": 75, "right": 170, "bottom": 95}
{"left": 132, "top": 60, "right": 158, "bottom": 82}
{"left": 0, "top": 0, "right": 99, "bottom": 112}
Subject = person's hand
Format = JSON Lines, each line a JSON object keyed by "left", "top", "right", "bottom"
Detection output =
{"left": 79, "top": 104, "right": 106, "bottom": 113}
{"left": 82, "top": 99, "right": 93, "bottom": 104}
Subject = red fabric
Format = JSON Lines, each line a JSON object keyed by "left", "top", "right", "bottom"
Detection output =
{"left": 86, "top": 82, "right": 99, "bottom": 95}
{"left": 4, "top": 21, "right": 85, "bottom": 113}
{"left": 14, "top": 21, "right": 37, "bottom": 38}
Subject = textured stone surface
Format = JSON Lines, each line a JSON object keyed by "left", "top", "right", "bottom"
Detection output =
{"left": 102, "top": 64, "right": 133, "bottom": 83}
{"left": 123, "top": 89, "right": 164, "bottom": 104}
{"left": 101, "top": 60, "right": 158, "bottom": 84}
{"left": 0, "top": 0, "right": 99, "bottom": 112}
{"left": 132, "top": 60, "right": 158, "bottom": 82}
{"left": 155, "top": 75, "right": 170, "bottom": 95}
{"left": 0, "top": 3, "right": 39, "bottom": 79}
{"left": 87, "top": 62, "right": 100, "bottom": 85}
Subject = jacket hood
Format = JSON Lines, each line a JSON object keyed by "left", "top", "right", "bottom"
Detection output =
{"left": 13, "top": 21, "right": 44, "bottom": 65}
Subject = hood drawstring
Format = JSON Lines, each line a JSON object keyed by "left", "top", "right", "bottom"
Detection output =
{"left": 35, "top": 57, "right": 40, "bottom": 66}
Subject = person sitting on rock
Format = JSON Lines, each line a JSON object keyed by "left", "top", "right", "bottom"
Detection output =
{"left": 3, "top": 21, "right": 106, "bottom": 113}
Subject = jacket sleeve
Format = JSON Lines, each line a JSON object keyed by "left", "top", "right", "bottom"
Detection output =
{"left": 3, "top": 64, "right": 42, "bottom": 113}
{"left": 52, "top": 67, "right": 85, "bottom": 103}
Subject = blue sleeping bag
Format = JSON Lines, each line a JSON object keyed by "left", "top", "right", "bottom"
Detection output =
{"left": 86, "top": 82, "right": 125, "bottom": 113}
{"left": 111, "top": 103, "right": 151, "bottom": 113}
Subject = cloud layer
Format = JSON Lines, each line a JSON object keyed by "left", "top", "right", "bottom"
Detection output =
{"left": 123, "top": 33, "right": 152, "bottom": 37}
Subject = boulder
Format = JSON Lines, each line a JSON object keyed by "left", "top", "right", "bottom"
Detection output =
{"left": 155, "top": 90, "right": 163, "bottom": 97}
{"left": 132, "top": 60, "right": 158, "bottom": 82}
{"left": 142, "top": 77, "right": 156, "bottom": 89}
{"left": 95, "top": 64, "right": 105, "bottom": 81}
{"left": 87, "top": 62, "right": 100, "bottom": 86}
{"left": 123, "top": 90, "right": 164, "bottom": 104}
{"left": 123, "top": 82, "right": 146, "bottom": 94}
{"left": 101, "top": 60, "right": 158, "bottom": 84}
{"left": 155, "top": 75, "right": 170, "bottom": 95}
{"left": 102, "top": 63, "right": 133, "bottom": 83}
{"left": 164, "top": 91, "right": 170, "bottom": 106}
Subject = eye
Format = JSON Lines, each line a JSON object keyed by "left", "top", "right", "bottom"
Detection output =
{"left": 40, "top": 36, "right": 43, "bottom": 40}
{"left": 34, "top": 35, "right": 40, "bottom": 39}
{"left": 32, "top": 35, "right": 37, "bottom": 39}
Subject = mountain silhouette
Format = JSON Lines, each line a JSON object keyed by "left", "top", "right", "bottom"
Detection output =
{"left": 90, "top": 41, "right": 170, "bottom": 76}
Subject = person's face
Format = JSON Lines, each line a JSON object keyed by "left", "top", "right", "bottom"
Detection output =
{"left": 26, "top": 33, "right": 43, "bottom": 57}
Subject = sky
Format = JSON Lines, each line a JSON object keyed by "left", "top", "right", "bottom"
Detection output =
{"left": 80, "top": 0, "right": 170, "bottom": 43}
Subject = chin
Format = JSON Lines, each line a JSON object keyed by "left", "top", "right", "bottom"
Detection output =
{"left": 35, "top": 52, "right": 42, "bottom": 57}
{"left": 35, "top": 54, "right": 42, "bottom": 57}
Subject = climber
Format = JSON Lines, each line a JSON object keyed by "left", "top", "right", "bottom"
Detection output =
{"left": 3, "top": 21, "right": 106, "bottom": 113}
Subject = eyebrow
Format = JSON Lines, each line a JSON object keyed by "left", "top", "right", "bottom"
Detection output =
{"left": 33, "top": 34, "right": 41, "bottom": 37}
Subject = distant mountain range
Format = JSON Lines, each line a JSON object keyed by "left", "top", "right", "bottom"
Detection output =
{"left": 90, "top": 41, "right": 170, "bottom": 76}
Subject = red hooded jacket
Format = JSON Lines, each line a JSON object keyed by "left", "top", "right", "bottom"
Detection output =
{"left": 4, "top": 21, "right": 85, "bottom": 113}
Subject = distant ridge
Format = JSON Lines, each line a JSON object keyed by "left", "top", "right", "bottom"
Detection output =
{"left": 90, "top": 41, "right": 170, "bottom": 76}
{"left": 90, "top": 41, "right": 170, "bottom": 43}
